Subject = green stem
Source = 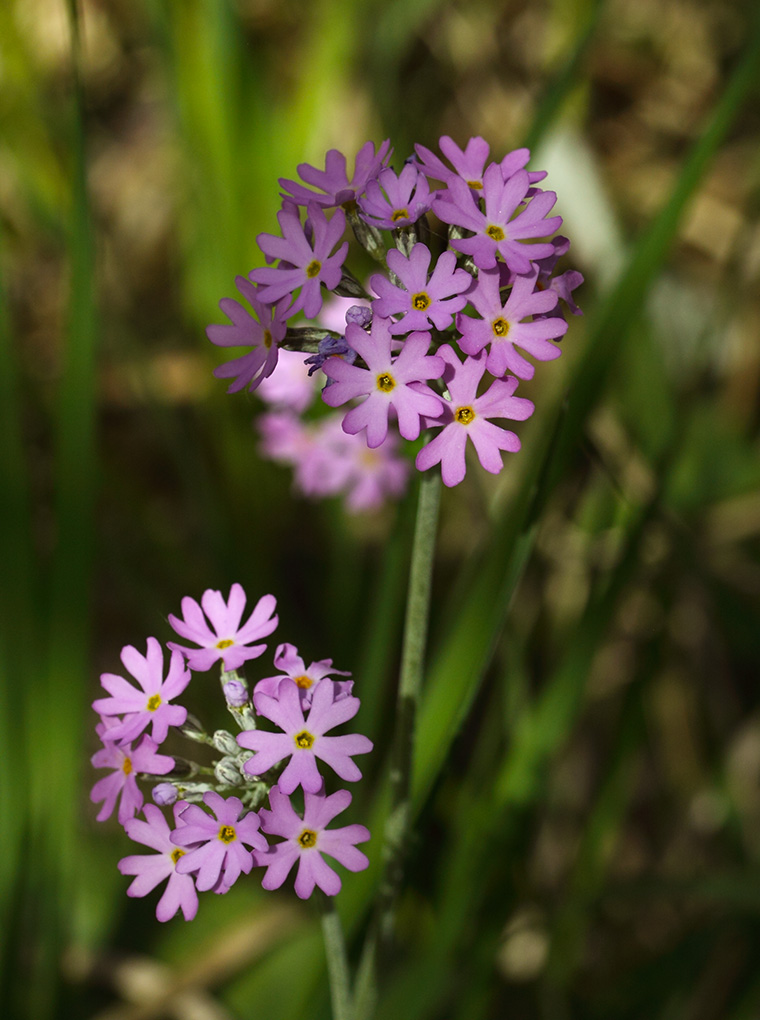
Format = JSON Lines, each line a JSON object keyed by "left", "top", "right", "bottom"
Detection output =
{"left": 318, "top": 893, "right": 354, "bottom": 1020}
{"left": 355, "top": 469, "right": 442, "bottom": 1019}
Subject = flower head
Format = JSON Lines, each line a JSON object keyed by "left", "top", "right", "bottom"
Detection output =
{"left": 171, "top": 791, "right": 268, "bottom": 893}
{"left": 255, "top": 786, "right": 370, "bottom": 898}
{"left": 118, "top": 803, "right": 199, "bottom": 921}
{"left": 168, "top": 583, "right": 278, "bottom": 672}
{"left": 238, "top": 678, "right": 373, "bottom": 794}
{"left": 92, "top": 639, "right": 190, "bottom": 747}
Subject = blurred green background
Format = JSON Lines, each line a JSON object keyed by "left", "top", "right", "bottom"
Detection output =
{"left": 2, "top": 0, "right": 760, "bottom": 1017}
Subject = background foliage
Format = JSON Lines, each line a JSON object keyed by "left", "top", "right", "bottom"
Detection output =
{"left": 2, "top": 0, "right": 760, "bottom": 1017}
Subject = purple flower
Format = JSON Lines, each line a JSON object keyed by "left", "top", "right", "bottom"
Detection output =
{"left": 91, "top": 727, "right": 174, "bottom": 825}
{"left": 279, "top": 140, "right": 391, "bottom": 208}
{"left": 255, "top": 786, "right": 369, "bottom": 899}
{"left": 92, "top": 639, "right": 190, "bottom": 747}
{"left": 251, "top": 203, "right": 348, "bottom": 318}
{"left": 531, "top": 236, "right": 584, "bottom": 319}
{"left": 357, "top": 164, "right": 433, "bottom": 229}
{"left": 167, "top": 583, "right": 278, "bottom": 672}
{"left": 370, "top": 244, "right": 471, "bottom": 334}
{"left": 171, "top": 791, "right": 268, "bottom": 893}
{"left": 342, "top": 432, "right": 410, "bottom": 512}
{"left": 304, "top": 335, "right": 358, "bottom": 378}
{"left": 257, "top": 349, "right": 316, "bottom": 412}
{"left": 207, "top": 278, "right": 288, "bottom": 393}
{"left": 118, "top": 803, "right": 199, "bottom": 921}
{"left": 415, "top": 136, "right": 546, "bottom": 192}
{"left": 457, "top": 267, "right": 568, "bottom": 379}
{"left": 237, "top": 678, "right": 373, "bottom": 794}
{"left": 253, "top": 643, "right": 352, "bottom": 710}
{"left": 434, "top": 164, "right": 562, "bottom": 275}
{"left": 321, "top": 316, "right": 444, "bottom": 447}
{"left": 416, "top": 346, "right": 534, "bottom": 487}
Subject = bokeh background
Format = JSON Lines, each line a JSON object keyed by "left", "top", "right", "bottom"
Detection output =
{"left": 2, "top": 0, "right": 760, "bottom": 1017}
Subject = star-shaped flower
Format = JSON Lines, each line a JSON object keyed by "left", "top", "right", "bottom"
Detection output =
{"left": 321, "top": 315, "right": 444, "bottom": 448}
{"left": 207, "top": 277, "right": 289, "bottom": 393}
{"left": 91, "top": 724, "right": 174, "bottom": 825}
{"left": 254, "top": 786, "right": 369, "bottom": 899}
{"left": 92, "top": 639, "right": 190, "bottom": 747}
{"left": 416, "top": 346, "right": 534, "bottom": 487}
{"left": 237, "top": 678, "right": 373, "bottom": 794}
{"left": 370, "top": 244, "right": 471, "bottom": 334}
{"left": 279, "top": 140, "right": 391, "bottom": 208}
{"left": 253, "top": 643, "right": 352, "bottom": 710}
{"left": 168, "top": 584, "right": 278, "bottom": 672}
{"left": 118, "top": 803, "right": 199, "bottom": 921}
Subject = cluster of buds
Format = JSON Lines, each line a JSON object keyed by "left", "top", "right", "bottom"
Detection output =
{"left": 208, "top": 135, "right": 582, "bottom": 492}
{"left": 91, "top": 584, "right": 372, "bottom": 920}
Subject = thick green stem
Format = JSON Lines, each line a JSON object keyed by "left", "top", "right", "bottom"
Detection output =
{"left": 318, "top": 893, "right": 354, "bottom": 1020}
{"left": 355, "top": 469, "right": 442, "bottom": 1019}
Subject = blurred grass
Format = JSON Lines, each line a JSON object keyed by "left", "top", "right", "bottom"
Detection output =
{"left": 2, "top": 0, "right": 760, "bottom": 1018}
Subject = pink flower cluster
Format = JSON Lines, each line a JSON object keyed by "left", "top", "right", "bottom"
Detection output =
{"left": 207, "top": 136, "right": 582, "bottom": 490}
{"left": 91, "top": 584, "right": 372, "bottom": 920}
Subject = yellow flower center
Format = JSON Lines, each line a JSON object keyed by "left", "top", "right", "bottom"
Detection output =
{"left": 298, "top": 829, "right": 318, "bottom": 849}
{"left": 146, "top": 694, "right": 162, "bottom": 712}
{"left": 216, "top": 638, "right": 234, "bottom": 649}
{"left": 306, "top": 259, "right": 322, "bottom": 278}
{"left": 467, "top": 180, "right": 483, "bottom": 189}
{"left": 218, "top": 825, "right": 237, "bottom": 843}
{"left": 294, "top": 729, "right": 315, "bottom": 750}
{"left": 293, "top": 675, "right": 313, "bottom": 689}
{"left": 377, "top": 373, "right": 395, "bottom": 392}
{"left": 455, "top": 406, "right": 476, "bottom": 425}
{"left": 411, "top": 291, "right": 431, "bottom": 312}
{"left": 263, "top": 329, "right": 273, "bottom": 349}
{"left": 170, "top": 848, "right": 185, "bottom": 865}
{"left": 486, "top": 225, "right": 505, "bottom": 242}
{"left": 492, "top": 317, "right": 510, "bottom": 338}
{"left": 122, "top": 757, "right": 133, "bottom": 775}
{"left": 391, "top": 208, "right": 409, "bottom": 222}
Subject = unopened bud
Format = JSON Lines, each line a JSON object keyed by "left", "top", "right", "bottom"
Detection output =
{"left": 152, "top": 783, "right": 178, "bottom": 806}
{"left": 214, "top": 757, "right": 243, "bottom": 787}
{"left": 346, "top": 208, "right": 386, "bottom": 263}
{"left": 180, "top": 713, "right": 210, "bottom": 744}
{"left": 213, "top": 729, "right": 240, "bottom": 755}
{"left": 223, "top": 680, "right": 249, "bottom": 708}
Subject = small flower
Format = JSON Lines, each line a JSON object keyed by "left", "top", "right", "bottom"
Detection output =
{"left": 168, "top": 584, "right": 278, "bottom": 672}
{"left": 434, "top": 164, "right": 562, "bottom": 275}
{"left": 416, "top": 346, "right": 534, "bottom": 487}
{"left": 152, "top": 783, "right": 179, "bottom": 807}
{"left": 253, "top": 643, "right": 352, "bottom": 710}
{"left": 321, "top": 316, "right": 444, "bottom": 448}
{"left": 415, "top": 136, "right": 546, "bottom": 192}
{"left": 171, "top": 791, "right": 268, "bottom": 892}
{"left": 207, "top": 278, "right": 289, "bottom": 394}
{"left": 279, "top": 140, "right": 391, "bottom": 208}
{"left": 255, "top": 786, "right": 370, "bottom": 898}
{"left": 257, "top": 349, "right": 316, "bottom": 412}
{"left": 118, "top": 803, "right": 199, "bottom": 921}
{"left": 251, "top": 203, "right": 348, "bottom": 318}
{"left": 370, "top": 244, "right": 471, "bottom": 334}
{"left": 91, "top": 727, "right": 174, "bottom": 825}
{"left": 238, "top": 678, "right": 373, "bottom": 794}
{"left": 456, "top": 267, "right": 567, "bottom": 379}
{"left": 357, "top": 163, "right": 433, "bottom": 229}
{"left": 92, "top": 639, "right": 190, "bottom": 747}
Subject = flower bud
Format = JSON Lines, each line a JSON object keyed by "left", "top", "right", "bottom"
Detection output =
{"left": 223, "top": 680, "right": 249, "bottom": 708}
{"left": 180, "top": 713, "right": 209, "bottom": 743}
{"left": 152, "top": 783, "right": 178, "bottom": 806}
{"left": 213, "top": 729, "right": 240, "bottom": 756}
{"left": 214, "top": 757, "right": 243, "bottom": 787}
